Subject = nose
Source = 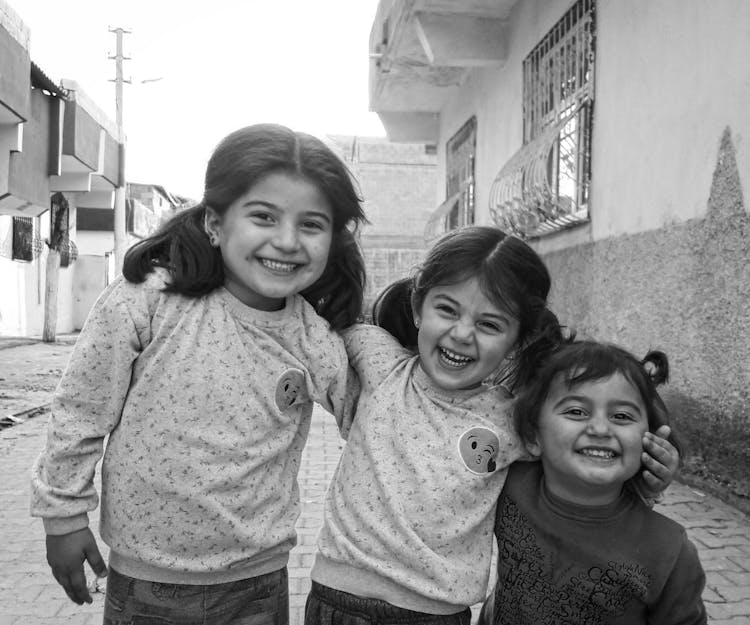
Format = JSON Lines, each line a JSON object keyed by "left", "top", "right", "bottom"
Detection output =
{"left": 272, "top": 221, "right": 300, "bottom": 252}
{"left": 586, "top": 413, "right": 611, "bottom": 437}
{"left": 449, "top": 318, "right": 474, "bottom": 343}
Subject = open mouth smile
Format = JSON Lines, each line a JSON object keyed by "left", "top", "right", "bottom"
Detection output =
{"left": 438, "top": 347, "right": 475, "bottom": 368}
{"left": 259, "top": 258, "right": 300, "bottom": 273}
{"left": 577, "top": 447, "right": 618, "bottom": 460}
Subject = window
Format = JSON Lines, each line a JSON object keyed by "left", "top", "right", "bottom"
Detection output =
{"left": 490, "top": 0, "right": 595, "bottom": 238}
{"left": 446, "top": 117, "right": 476, "bottom": 230}
{"left": 425, "top": 117, "right": 477, "bottom": 240}
{"left": 12, "top": 217, "right": 34, "bottom": 262}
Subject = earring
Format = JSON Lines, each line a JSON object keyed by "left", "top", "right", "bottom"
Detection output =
{"left": 207, "top": 232, "right": 219, "bottom": 247}
{"left": 414, "top": 319, "right": 421, "bottom": 329}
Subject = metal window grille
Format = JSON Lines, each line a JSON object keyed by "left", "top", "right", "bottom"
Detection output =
{"left": 490, "top": 0, "right": 595, "bottom": 238}
{"left": 522, "top": 0, "right": 594, "bottom": 218}
{"left": 11, "top": 217, "right": 34, "bottom": 262}
{"left": 445, "top": 117, "right": 477, "bottom": 229}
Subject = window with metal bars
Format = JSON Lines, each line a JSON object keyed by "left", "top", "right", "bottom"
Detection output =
{"left": 446, "top": 117, "right": 477, "bottom": 229}
{"left": 522, "top": 0, "right": 594, "bottom": 226}
{"left": 490, "top": 0, "right": 595, "bottom": 238}
{"left": 11, "top": 217, "right": 34, "bottom": 262}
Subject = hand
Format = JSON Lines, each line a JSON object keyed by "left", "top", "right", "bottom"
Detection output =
{"left": 641, "top": 425, "right": 679, "bottom": 496}
{"left": 46, "top": 528, "right": 107, "bottom": 604}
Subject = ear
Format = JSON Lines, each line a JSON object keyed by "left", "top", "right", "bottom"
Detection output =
{"left": 204, "top": 206, "right": 222, "bottom": 238}
{"left": 410, "top": 292, "right": 422, "bottom": 329}
{"left": 525, "top": 436, "right": 543, "bottom": 458}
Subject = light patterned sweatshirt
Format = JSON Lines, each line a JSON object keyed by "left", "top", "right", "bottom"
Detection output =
{"left": 311, "top": 325, "right": 527, "bottom": 614}
{"left": 31, "top": 269, "right": 355, "bottom": 584}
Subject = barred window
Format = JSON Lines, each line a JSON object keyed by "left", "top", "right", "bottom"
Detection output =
{"left": 425, "top": 117, "right": 476, "bottom": 240}
{"left": 490, "top": 0, "right": 595, "bottom": 238}
{"left": 12, "top": 217, "right": 34, "bottom": 262}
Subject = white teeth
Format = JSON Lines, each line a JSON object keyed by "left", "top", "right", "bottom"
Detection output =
{"left": 438, "top": 347, "right": 473, "bottom": 367}
{"left": 580, "top": 448, "right": 616, "bottom": 459}
{"left": 261, "top": 259, "right": 297, "bottom": 273}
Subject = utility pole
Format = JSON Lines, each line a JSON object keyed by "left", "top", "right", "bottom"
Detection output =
{"left": 109, "top": 27, "right": 130, "bottom": 274}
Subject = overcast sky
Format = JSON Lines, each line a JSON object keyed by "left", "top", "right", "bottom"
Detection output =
{"left": 14, "top": 0, "right": 385, "bottom": 200}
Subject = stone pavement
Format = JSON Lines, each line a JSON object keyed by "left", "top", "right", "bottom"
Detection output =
{"left": 1, "top": 338, "right": 750, "bottom": 624}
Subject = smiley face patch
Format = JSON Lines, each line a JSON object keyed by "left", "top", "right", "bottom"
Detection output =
{"left": 458, "top": 426, "right": 500, "bottom": 474}
{"left": 274, "top": 368, "right": 308, "bottom": 411}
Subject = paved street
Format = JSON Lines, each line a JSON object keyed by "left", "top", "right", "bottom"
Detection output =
{"left": 1, "top": 338, "right": 749, "bottom": 624}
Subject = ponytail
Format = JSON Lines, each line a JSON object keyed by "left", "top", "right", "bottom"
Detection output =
{"left": 301, "top": 228, "right": 366, "bottom": 331}
{"left": 372, "top": 277, "right": 418, "bottom": 349}
{"left": 123, "top": 203, "right": 224, "bottom": 296}
{"left": 499, "top": 307, "right": 566, "bottom": 392}
{"left": 641, "top": 350, "right": 669, "bottom": 386}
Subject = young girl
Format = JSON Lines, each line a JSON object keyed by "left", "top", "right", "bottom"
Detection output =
{"left": 31, "top": 123, "right": 367, "bottom": 625}
{"left": 305, "top": 227, "right": 678, "bottom": 625}
{"left": 480, "top": 340, "right": 706, "bottom": 625}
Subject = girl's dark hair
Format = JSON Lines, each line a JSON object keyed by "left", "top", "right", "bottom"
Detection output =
{"left": 123, "top": 123, "right": 367, "bottom": 330}
{"left": 514, "top": 339, "right": 680, "bottom": 456}
{"left": 373, "top": 225, "right": 562, "bottom": 390}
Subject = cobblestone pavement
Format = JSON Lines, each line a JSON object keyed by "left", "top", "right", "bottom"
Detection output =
{"left": 1, "top": 339, "right": 749, "bottom": 624}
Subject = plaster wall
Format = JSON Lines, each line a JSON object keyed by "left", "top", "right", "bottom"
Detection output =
{"left": 72, "top": 254, "right": 108, "bottom": 330}
{"left": 592, "top": 0, "right": 750, "bottom": 238}
{"left": 76, "top": 230, "right": 113, "bottom": 256}
{"left": 8, "top": 88, "right": 53, "bottom": 209}
{"left": 435, "top": 0, "right": 750, "bottom": 242}
{"left": 0, "top": 9, "right": 30, "bottom": 121}
{"left": 0, "top": 214, "right": 76, "bottom": 336}
{"left": 436, "top": 0, "right": 572, "bottom": 217}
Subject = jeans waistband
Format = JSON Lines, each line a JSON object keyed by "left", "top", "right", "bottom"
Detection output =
{"left": 310, "top": 582, "right": 471, "bottom": 624}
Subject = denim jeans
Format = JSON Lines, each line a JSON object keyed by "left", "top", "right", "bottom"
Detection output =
{"left": 304, "top": 582, "right": 471, "bottom": 625}
{"left": 103, "top": 567, "right": 288, "bottom": 625}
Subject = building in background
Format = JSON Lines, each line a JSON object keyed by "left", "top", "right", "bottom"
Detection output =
{"left": 367, "top": 0, "right": 750, "bottom": 506}
{"left": 0, "top": 1, "right": 189, "bottom": 337}
{"left": 327, "top": 135, "right": 437, "bottom": 312}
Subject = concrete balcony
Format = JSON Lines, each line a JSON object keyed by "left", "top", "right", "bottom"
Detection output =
{"left": 369, "top": 0, "right": 518, "bottom": 142}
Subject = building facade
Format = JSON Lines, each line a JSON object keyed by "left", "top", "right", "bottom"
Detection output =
{"left": 1, "top": 1, "right": 122, "bottom": 336}
{"left": 367, "top": 0, "right": 750, "bottom": 504}
{"left": 327, "top": 135, "right": 437, "bottom": 312}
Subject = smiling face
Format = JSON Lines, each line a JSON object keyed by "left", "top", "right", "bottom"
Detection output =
{"left": 413, "top": 278, "right": 520, "bottom": 391}
{"left": 206, "top": 171, "right": 334, "bottom": 310}
{"left": 528, "top": 372, "right": 649, "bottom": 506}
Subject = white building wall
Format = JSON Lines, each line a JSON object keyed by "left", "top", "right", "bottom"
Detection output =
{"left": 435, "top": 0, "right": 750, "bottom": 243}
{"left": 593, "top": 0, "right": 750, "bottom": 238}
{"left": 0, "top": 214, "right": 78, "bottom": 337}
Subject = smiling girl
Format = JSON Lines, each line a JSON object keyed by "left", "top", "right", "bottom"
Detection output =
{"left": 305, "top": 227, "right": 678, "bottom": 625}
{"left": 31, "top": 123, "right": 367, "bottom": 625}
{"left": 480, "top": 340, "right": 706, "bottom": 625}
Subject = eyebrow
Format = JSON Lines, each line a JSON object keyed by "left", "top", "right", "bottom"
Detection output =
{"left": 242, "top": 200, "right": 332, "bottom": 224}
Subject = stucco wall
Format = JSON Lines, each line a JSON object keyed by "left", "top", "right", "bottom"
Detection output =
{"left": 543, "top": 129, "right": 749, "bottom": 504}
{"left": 436, "top": 0, "right": 750, "bottom": 241}
{"left": 430, "top": 0, "right": 750, "bottom": 505}
{"left": 436, "top": 0, "right": 572, "bottom": 215}
{"left": 592, "top": 0, "right": 750, "bottom": 238}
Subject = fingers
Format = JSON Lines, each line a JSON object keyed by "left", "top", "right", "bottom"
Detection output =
{"left": 640, "top": 468, "right": 662, "bottom": 492}
{"left": 643, "top": 431, "right": 678, "bottom": 471}
{"left": 85, "top": 542, "right": 108, "bottom": 578}
{"left": 51, "top": 566, "right": 92, "bottom": 605}
{"left": 70, "top": 568, "right": 93, "bottom": 605}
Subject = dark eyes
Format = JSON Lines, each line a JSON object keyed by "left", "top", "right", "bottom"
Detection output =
{"left": 562, "top": 407, "right": 638, "bottom": 422}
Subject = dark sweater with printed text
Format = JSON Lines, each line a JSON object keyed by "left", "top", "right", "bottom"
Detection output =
{"left": 486, "top": 462, "right": 707, "bottom": 625}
